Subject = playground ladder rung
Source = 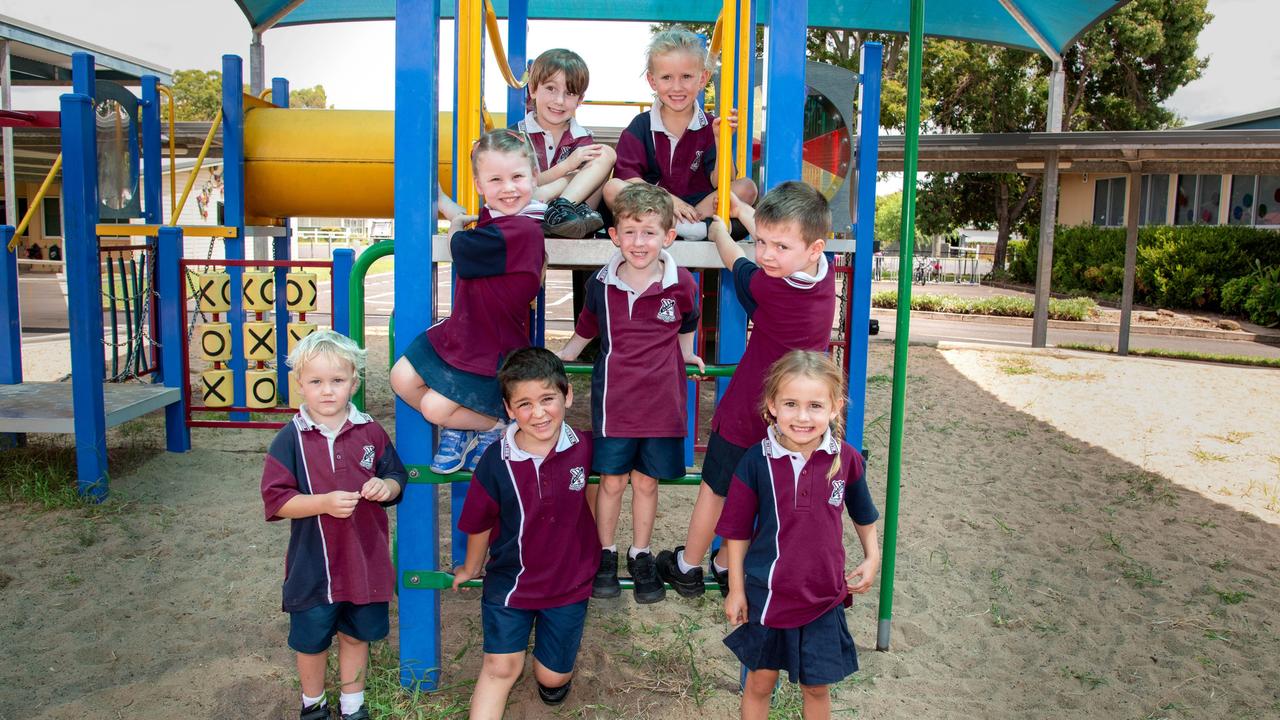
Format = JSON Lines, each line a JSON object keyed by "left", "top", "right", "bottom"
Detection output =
{"left": 402, "top": 570, "right": 721, "bottom": 592}
{"left": 96, "top": 224, "right": 239, "bottom": 238}
{"left": 406, "top": 465, "right": 703, "bottom": 486}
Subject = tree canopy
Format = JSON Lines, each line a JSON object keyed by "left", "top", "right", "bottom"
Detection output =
{"left": 164, "top": 70, "right": 330, "bottom": 120}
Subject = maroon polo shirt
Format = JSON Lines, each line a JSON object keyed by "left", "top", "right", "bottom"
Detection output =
{"left": 517, "top": 111, "right": 596, "bottom": 174}
{"left": 614, "top": 102, "right": 718, "bottom": 201}
{"left": 261, "top": 405, "right": 408, "bottom": 612}
{"left": 427, "top": 207, "right": 545, "bottom": 376}
{"left": 716, "top": 428, "right": 878, "bottom": 629}
{"left": 574, "top": 251, "right": 700, "bottom": 437}
{"left": 711, "top": 255, "right": 837, "bottom": 447}
{"left": 457, "top": 423, "right": 600, "bottom": 609}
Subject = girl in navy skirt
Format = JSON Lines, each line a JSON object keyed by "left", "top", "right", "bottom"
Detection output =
{"left": 390, "top": 129, "right": 547, "bottom": 473}
{"left": 715, "top": 351, "right": 881, "bottom": 719}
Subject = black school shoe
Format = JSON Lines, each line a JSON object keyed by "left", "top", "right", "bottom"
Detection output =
{"left": 655, "top": 546, "right": 705, "bottom": 598}
{"left": 627, "top": 551, "right": 666, "bottom": 604}
{"left": 300, "top": 702, "right": 331, "bottom": 720}
{"left": 340, "top": 705, "right": 370, "bottom": 720}
{"left": 538, "top": 679, "right": 573, "bottom": 705}
{"left": 592, "top": 548, "right": 621, "bottom": 599}
{"left": 543, "top": 198, "right": 604, "bottom": 239}
{"left": 708, "top": 548, "right": 731, "bottom": 598}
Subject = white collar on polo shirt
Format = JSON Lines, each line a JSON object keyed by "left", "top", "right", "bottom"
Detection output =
{"left": 296, "top": 402, "right": 370, "bottom": 435}
{"left": 784, "top": 252, "right": 829, "bottom": 290}
{"left": 763, "top": 423, "right": 839, "bottom": 481}
{"left": 502, "top": 420, "right": 579, "bottom": 463}
{"left": 648, "top": 99, "right": 710, "bottom": 136}
{"left": 522, "top": 110, "right": 591, "bottom": 140}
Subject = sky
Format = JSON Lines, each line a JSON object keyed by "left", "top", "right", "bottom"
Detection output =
{"left": 6, "top": 1, "right": 1276, "bottom": 131}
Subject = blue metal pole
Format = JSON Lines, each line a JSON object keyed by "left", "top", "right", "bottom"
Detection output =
{"left": 846, "top": 42, "right": 882, "bottom": 452}
{"left": 271, "top": 77, "right": 292, "bottom": 402}
{"left": 762, "top": 0, "right": 806, "bottom": 188}
{"left": 505, "top": 0, "right": 528, "bottom": 125}
{"left": 62, "top": 87, "right": 109, "bottom": 500}
{"left": 222, "top": 55, "right": 248, "bottom": 421}
{"left": 72, "top": 53, "right": 93, "bottom": 97}
{"left": 332, "top": 248, "right": 354, "bottom": 337}
{"left": 141, "top": 77, "right": 162, "bottom": 224}
{"left": 396, "top": 0, "right": 443, "bottom": 690}
{"left": 0, "top": 226, "right": 19, "bottom": 399}
{"left": 157, "top": 226, "right": 191, "bottom": 453}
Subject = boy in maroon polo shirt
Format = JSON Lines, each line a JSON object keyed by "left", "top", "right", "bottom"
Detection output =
{"left": 657, "top": 181, "right": 837, "bottom": 598}
{"left": 558, "top": 183, "right": 704, "bottom": 604}
{"left": 261, "top": 331, "right": 407, "bottom": 720}
{"left": 604, "top": 26, "right": 757, "bottom": 240}
{"left": 518, "top": 48, "right": 615, "bottom": 238}
{"left": 452, "top": 347, "right": 599, "bottom": 713}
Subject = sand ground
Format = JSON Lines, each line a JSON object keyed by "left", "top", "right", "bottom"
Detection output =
{"left": 3, "top": 341, "right": 1279, "bottom": 719}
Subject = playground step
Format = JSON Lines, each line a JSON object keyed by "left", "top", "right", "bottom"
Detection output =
{"left": 0, "top": 381, "right": 179, "bottom": 434}
{"left": 405, "top": 465, "right": 703, "bottom": 486}
{"left": 402, "top": 570, "right": 722, "bottom": 592}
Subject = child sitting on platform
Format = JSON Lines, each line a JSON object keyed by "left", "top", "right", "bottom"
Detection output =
{"left": 719, "top": 350, "right": 880, "bottom": 720}
{"left": 452, "top": 347, "right": 599, "bottom": 714}
{"left": 558, "top": 183, "right": 703, "bottom": 604}
{"left": 390, "top": 128, "right": 546, "bottom": 473}
{"left": 260, "top": 330, "right": 408, "bottom": 720}
{"left": 657, "top": 180, "right": 838, "bottom": 597}
{"left": 605, "top": 25, "right": 757, "bottom": 240}
{"left": 519, "top": 48, "right": 615, "bottom": 238}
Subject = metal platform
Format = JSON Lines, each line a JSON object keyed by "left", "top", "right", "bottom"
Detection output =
{"left": 0, "top": 382, "right": 180, "bottom": 434}
{"left": 432, "top": 236, "right": 856, "bottom": 269}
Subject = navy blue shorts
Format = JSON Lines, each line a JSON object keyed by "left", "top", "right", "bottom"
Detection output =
{"left": 402, "top": 332, "right": 506, "bottom": 419}
{"left": 481, "top": 599, "right": 588, "bottom": 674}
{"left": 700, "top": 431, "right": 750, "bottom": 497}
{"left": 593, "top": 436, "right": 685, "bottom": 480}
{"left": 288, "top": 601, "right": 389, "bottom": 654}
{"left": 724, "top": 604, "right": 858, "bottom": 686}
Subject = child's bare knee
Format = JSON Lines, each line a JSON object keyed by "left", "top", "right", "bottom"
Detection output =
{"left": 631, "top": 474, "right": 658, "bottom": 496}
{"left": 532, "top": 661, "right": 572, "bottom": 688}
{"left": 600, "top": 474, "right": 629, "bottom": 495}
{"left": 389, "top": 357, "right": 420, "bottom": 392}
{"left": 336, "top": 632, "right": 366, "bottom": 648}
{"left": 744, "top": 671, "right": 776, "bottom": 697}
{"left": 594, "top": 144, "right": 617, "bottom": 165}
{"left": 800, "top": 683, "right": 829, "bottom": 699}
{"left": 481, "top": 653, "right": 524, "bottom": 681}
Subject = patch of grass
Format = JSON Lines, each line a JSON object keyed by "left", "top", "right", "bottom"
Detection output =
{"left": 998, "top": 356, "right": 1037, "bottom": 375}
{"left": 1209, "top": 431, "right": 1254, "bottom": 445}
{"left": 361, "top": 641, "right": 471, "bottom": 718}
{"left": 866, "top": 374, "right": 891, "bottom": 385}
{"left": 1114, "top": 471, "right": 1178, "bottom": 508}
{"left": 1189, "top": 517, "right": 1218, "bottom": 529}
{"left": 1190, "top": 447, "right": 1229, "bottom": 463}
{"left": 1058, "top": 502, "right": 1081, "bottom": 514}
{"left": 1057, "top": 343, "right": 1280, "bottom": 369}
{"left": 1060, "top": 666, "right": 1107, "bottom": 690}
{"left": 1033, "top": 620, "right": 1065, "bottom": 636}
{"left": 1119, "top": 560, "right": 1164, "bottom": 589}
{"left": 1100, "top": 531, "right": 1126, "bottom": 554}
{"left": 1209, "top": 558, "right": 1231, "bottom": 572}
{"left": 619, "top": 614, "right": 715, "bottom": 707}
{"left": 0, "top": 451, "right": 83, "bottom": 509}
{"left": 872, "top": 291, "right": 1097, "bottom": 320}
{"left": 992, "top": 516, "right": 1016, "bottom": 536}
{"left": 1003, "top": 427, "right": 1030, "bottom": 439}
{"left": 1210, "top": 587, "right": 1253, "bottom": 605}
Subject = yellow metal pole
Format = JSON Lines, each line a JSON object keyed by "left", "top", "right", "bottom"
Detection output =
{"left": 482, "top": 0, "right": 528, "bottom": 89}
{"left": 735, "top": 0, "right": 752, "bottom": 176}
{"left": 8, "top": 153, "right": 62, "bottom": 251}
{"left": 170, "top": 108, "right": 223, "bottom": 225}
{"left": 157, "top": 85, "right": 177, "bottom": 216}
{"left": 457, "top": 0, "right": 483, "bottom": 214}
{"left": 716, "top": 0, "right": 738, "bottom": 219}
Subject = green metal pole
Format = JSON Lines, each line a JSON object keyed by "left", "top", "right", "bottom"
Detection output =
{"left": 877, "top": 0, "right": 924, "bottom": 652}
{"left": 348, "top": 239, "right": 395, "bottom": 411}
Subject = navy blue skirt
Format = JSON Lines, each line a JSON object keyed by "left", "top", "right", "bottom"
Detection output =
{"left": 724, "top": 604, "right": 858, "bottom": 686}
{"left": 402, "top": 331, "right": 507, "bottom": 420}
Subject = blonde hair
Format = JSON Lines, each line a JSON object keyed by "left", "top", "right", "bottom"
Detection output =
{"left": 470, "top": 127, "right": 539, "bottom": 178}
{"left": 288, "top": 330, "right": 365, "bottom": 389}
{"left": 760, "top": 350, "right": 846, "bottom": 481}
{"left": 646, "top": 25, "right": 712, "bottom": 73}
{"left": 528, "top": 48, "right": 590, "bottom": 97}
{"left": 612, "top": 183, "right": 675, "bottom": 230}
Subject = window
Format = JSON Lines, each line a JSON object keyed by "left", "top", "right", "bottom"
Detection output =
{"left": 1259, "top": 176, "right": 1280, "bottom": 226}
{"left": 42, "top": 198, "right": 62, "bottom": 237}
{"left": 1227, "top": 175, "right": 1280, "bottom": 226}
{"left": 1140, "top": 175, "right": 1169, "bottom": 225}
{"left": 1174, "top": 174, "right": 1221, "bottom": 225}
{"left": 1092, "top": 177, "right": 1127, "bottom": 226}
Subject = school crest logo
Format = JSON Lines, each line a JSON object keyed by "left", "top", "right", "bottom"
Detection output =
{"left": 569, "top": 466, "right": 587, "bottom": 492}
{"left": 657, "top": 298, "right": 677, "bottom": 323}
{"left": 360, "top": 445, "right": 376, "bottom": 470}
{"left": 690, "top": 150, "right": 704, "bottom": 172}
{"left": 828, "top": 479, "right": 845, "bottom": 506}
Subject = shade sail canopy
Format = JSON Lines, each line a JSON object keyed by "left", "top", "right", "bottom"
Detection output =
{"left": 235, "top": 0, "right": 1127, "bottom": 56}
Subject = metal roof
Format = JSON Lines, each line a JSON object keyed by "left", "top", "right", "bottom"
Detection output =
{"left": 1186, "top": 107, "right": 1280, "bottom": 132}
{"left": 234, "top": 0, "right": 1129, "bottom": 56}
{"left": 0, "top": 14, "right": 172, "bottom": 85}
{"left": 875, "top": 129, "right": 1280, "bottom": 174}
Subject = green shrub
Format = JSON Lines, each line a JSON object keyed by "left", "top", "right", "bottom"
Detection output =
{"left": 1219, "top": 262, "right": 1280, "bottom": 327}
{"left": 1012, "top": 225, "right": 1280, "bottom": 315}
{"left": 872, "top": 292, "right": 1097, "bottom": 321}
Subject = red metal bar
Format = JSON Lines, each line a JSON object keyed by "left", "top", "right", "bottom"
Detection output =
{"left": 180, "top": 258, "right": 331, "bottom": 269}
{"left": 189, "top": 420, "right": 288, "bottom": 429}
{"left": 189, "top": 405, "right": 296, "bottom": 414}
{"left": 0, "top": 109, "right": 60, "bottom": 127}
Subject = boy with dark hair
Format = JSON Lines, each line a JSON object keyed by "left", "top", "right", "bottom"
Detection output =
{"left": 656, "top": 180, "right": 837, "bottom": 598}
{"left": 518, "top": 48, "right": 615, "bottom": 238}
{"left": 559, "top": 183, "right": 703, "bottom": 604}
{"left": 452, "top": 347, "right": 599, "bottom": 714}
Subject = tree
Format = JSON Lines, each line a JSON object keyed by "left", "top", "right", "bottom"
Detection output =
{"left": 289, "top": 85, "right": 329, "bottom": 109}
{"left": 166, "top": 69, "right": 222, "bottom": 121}
{"left": 874, "top": 191, "right": 919, "bottom": 250}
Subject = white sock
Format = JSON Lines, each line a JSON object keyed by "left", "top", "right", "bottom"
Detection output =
{"left": 302, "top": 691, "right": 326, "bottom": 708}
{"left": 713, "top": 557, "right": 728, "bottom": 574}
{"left": 603, "top": 544, "right": 617, "bottom": 553}
{"left": 339, "top": 691, "right": 365, "bottom": 715}
{"left": 674, "top": 221, "right": 708, "bottom": 240}
{"left": 629, "top": 545, "right": 650, "bottom": 559}
{"left": 677, "top": 549, "right": 699, "bottom": 574}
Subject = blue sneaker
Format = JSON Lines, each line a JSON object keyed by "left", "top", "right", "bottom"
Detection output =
{"left": 464, "top": 425, "right": 506, "bottom": 472}
{"left": 430, "top": 428, "right": 477, "bottom": 474}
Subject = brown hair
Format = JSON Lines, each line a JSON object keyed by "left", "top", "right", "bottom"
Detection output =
{"left": 470, "top": 127, "right": 538, "bottom": 178}
{"left": 528, "top": 48, "right": 590, "bottom": 97}
{"left": 754, "top": 181, "right": 832, "bottom": 246}
{"left": 760, "top": 350, "right": 846, "bottom": 481}
{"left": 612, "top": 183, "right": 675, "bottom": 230}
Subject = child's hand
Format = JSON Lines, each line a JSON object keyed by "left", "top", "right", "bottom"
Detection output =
{"left": 567, "top": 144, "right": 606, "bottom": 171}
{"left": 451, "top": 564, "right": 480, "bottom": 591}
{"left": 360, "top": 477, "right": 394, "bottom": 503}
{"left": 684, "top": 352, "right": 705, "bottom": 375}
{"left": 846, "top": 554, "right": 882, "bottom": 595}
{"left": 724, "top": 589, "right": 748, "bottom": 626}
{"left": 707, "top": 217, "right": 731, "bottom": 244}
{"left": 712, "top": 110, "right": 739, "bottom": 143}
{"left": 449, "top": 214, "right": 479, "bottom": 233}
{"left": 671, "top": 195, "right": 700, "bottom": 224}
{"left": 322, "top": 490, "right": 361, "bottom": 519}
